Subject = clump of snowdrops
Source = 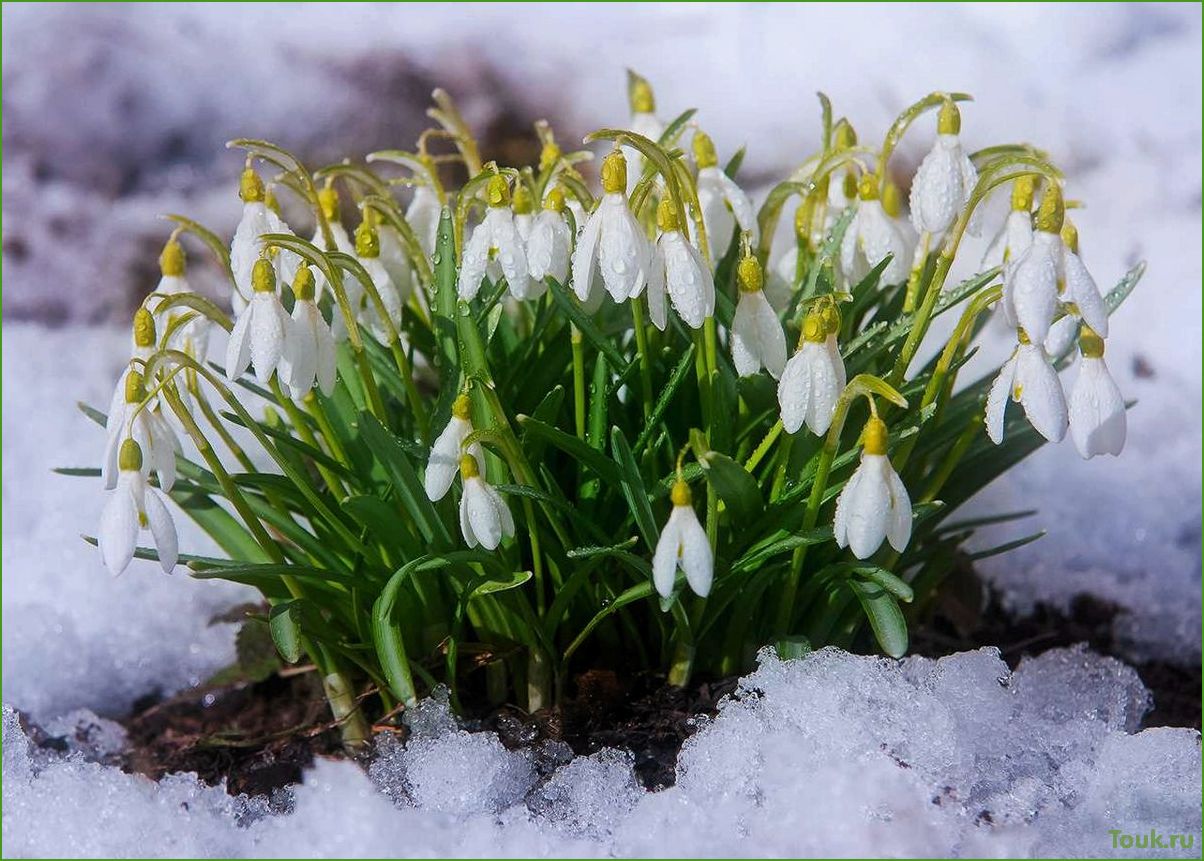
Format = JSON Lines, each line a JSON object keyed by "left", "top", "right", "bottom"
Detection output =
{"left": 75, "top": 74, "right": 1142, "bottom": 746}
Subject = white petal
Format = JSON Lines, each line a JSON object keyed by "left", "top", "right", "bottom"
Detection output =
{"left": 458, "top": 220, "right": 493, "bottom": 301}
{"left": 1009, "top": 234, "right": 1060, "bottom": 344}
{"left": 885, "top": 464, "right": 912, "bottom": 552}
{"left": 697, "top": 177, "right": 736, "bottom": 261}
{"left": 664, "top": 233, "right": 714, "bottom": 329}
{"left": 99, "top": 481, "right": 138, "bottom": 575}
{"left": 833, "top": 461, "right": 864, "bottom": 551}
{"left": 225, "top": 305, "right": 254, "bottom": 381}
{"left": 843, "top": 454, "right": 892, "bottom": 559}
{"left": 464, "top": 477, "right": 502, "bottom": 550}
{"left": 488, "top": 209, "right": 530, "bottom": 299}
{"left": 1044, "top": 315, "right": 1080, "bottom": 357}
{"left": 314, "top": 314, "right": 338, "bottom": 396}
{"left": 597, "top": 195, "right": 649, "bottom": 301}
{"left": 458, "top": 491, "right": 478, "bottom": 548}
{"left": 985, "top": 354, "right": 1018, "bottom": 444}
{"left": 407, "top": 187, "right": 441, "bottom": 257}
{"left": 425, "top": 416, "right": 469, "bottom": 501}
{"left": 753, "top": 291, "right": 788, "bottom": 379}
{"left": 570, "top": 208, "right": 603, "bottom": 303}
{"left": 283, "top": 303, "right": 319, "bottom": 394}
{"left": 249, "top": 295, "right": 287, "bottom": 384}
{"left": 730, "top": 292, "right": 762, "bottom": 378}
{"left": 646, "top": 247, "right": 668, "bottom": 331}
{"left": 805, "top": 340, "right": 842, "bottom": 435}
{"left": 676, "top": 506, "right": 714, "bottom": 597}
{"left": 778, "top": 350, "right": 813, "bottom": 435}
{"left": 1063, "top": 250, "right": 1109, "bottom": 337}
{"left": 1016, "top": 343, "right": 1068, "bottom": 442}
{"left": 652, "top": 514, "right": 683, "bottom": 598}
{"left": 910, "top": 136, "right": 965, "bottom": 235}
{"left": 144, "top": 488, "right": 178, "bottom": 572}
{"left": 486, "top": 483, "right": 515, "bottom": 540}
{"left": 1069, "top": 356, "right": 1126, "bottom": 458}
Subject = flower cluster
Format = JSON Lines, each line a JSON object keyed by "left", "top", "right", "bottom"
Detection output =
{"left": 81, "top": 77, "right": 1141, "bottom": 736}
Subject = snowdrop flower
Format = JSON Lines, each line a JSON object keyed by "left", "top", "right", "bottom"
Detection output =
{"left": 151, "top": 236, "right": 209, "bottom": 360}
{"left": 1001, "top": 183, "right": 1068, "bottom": 345}
{"left": 571, "top": 149, "right": 651, "bottom": 304}
{"left": 646, "top": 197, "right": 714, "bottom": 330}
{"left": 691, "top": 130, "right": 757, "bottom": 261}
{"left": 985, "top": 330, "right": 1068, "bottom": 444}
{"left": 982, "top": 176, "right": 1035, "bottom": 272}
{"left": 99, "top": 439, "right": 178, "bottom": 576}
{"left": 457, "top": 453, "right": 514, "bottom": 551}
{"left": 103, "top": 367, "right": 181, "bottom": 493}
{"left": 840, "top": 173, "right": 911, "bottom": 285}
{"left": 230, "top": 167, "right": 299, "bottom": 314}
{"left": 833, "top": 416, "right": 912, "bottom": 559}
{"left": 407, "top": 184, "right": 441, "bottom": 259}
{"left": 280, "top": 266, "right": 336, "bottom": 398}
{"left": 1059, "top": 220, "right": 1110, "bottom": 338}
{"left": 731, "top": 253, "right": 787, "bottom": 379}
{"left": 1068, "top": 327, "right": 1126, "bottom": 459}
{"left": 652, "top": 476, "right": 713, "bottom": 598}
{"left": 512, "top": 184, "right": 535, "bottom": 241}
{"left": 539, "top": 141, "right": 588, "bottom": 228}
{"left": 309, "top": 184, "right": 357, "bottom": 307}
{"left": 624, "top": 76, "right": 664, "bottom": 194}
{"left": 425, "top": 394, "right": 487, "bottom": 501}
{"left": 107, "top": 308, "right": 163, "bottom": 423}
{"left": 354, "top": 220, "right": 405, "bottom": 344}
{"left": 778, "top": 304, "right": 847, "bottom": 435}
{"left": 459, "top": 175, "right": 531, "bottom": 301}
{"left": 909, "top": 100, "right": 976, "bottom": 236}
{"left": 527, "top": 187, "right": 572, "bottom": 290}
{"left": 226, "top": 257, "right": 292, "bottom": 385}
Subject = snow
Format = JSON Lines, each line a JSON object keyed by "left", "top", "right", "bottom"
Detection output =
{"left": 1, "top": 2, "right": 1200, "bottom": 856}
{"left": 5, "top": 647, "right": 1200, "bottom": 858}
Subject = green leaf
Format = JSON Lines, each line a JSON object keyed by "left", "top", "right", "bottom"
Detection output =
{"left": 611, "top": 427, "right": 658, "bottom": 548}
{"left": 849, "top": 566, "right": 914, "bottom": 603}
{"left": 633, "top": 342, "right": 696, "bottom": 454}
{"left": 517, "top": 415, "right": 622, "bottom": 486}
{"left": 269, "top": 601, "right": 306, "bottom": 663}
{"left": 545, "top": 277, "right": 629, "bottom": 372}
{"left": 472, "top": 569, "right": 533, "bottom": 597}
{"left": 1105, "top": 261, "right": 1145, "bottom": 314}
{"left": 360, "top": 411, "right": 450, "bottom": 546}
{"left": 700, "top": 451, "right": 763, "bottom": 523}
{"left": 846, "top": 579, "right": 908, "bottom": 658}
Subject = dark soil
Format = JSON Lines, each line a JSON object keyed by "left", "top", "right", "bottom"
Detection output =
{"left": 25, "top": 572, "right": 1194, "bottom": 801}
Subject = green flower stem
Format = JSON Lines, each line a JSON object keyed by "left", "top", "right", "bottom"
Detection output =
{"left": 743, "top": 419, "right": 784, "bottom": 474}
{"left": 270, "top": 379, "right": 348, "bottom": 500}
{"left": 921, "top": 411, "right": 981, "bottom": 503}
{"left": 194, "top": 389, "right": 255, "bottom": 473}
{"left": 303, "top": 391, "right": 352, "bottom": 468}
{"left": 630, "top": 297, "right": 655, "bottom": 418}
{"left": 902, "top": 230, "right": 931, "bottom": 312}
{"left": 571, "top": 324, "right": 586, "bottom": 439}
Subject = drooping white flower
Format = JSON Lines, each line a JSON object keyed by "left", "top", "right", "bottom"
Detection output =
{"left": 646, "top": 197, "right": 714, "bottom": 331}
{"left": 425, "top": 394, "right": 487, "bottom": 502}
{"left": 909, "top": 101, "right": 977, "bottom": 236}
{"left": 226, "top": 258, "right": 292, "bottom": 385}
{"left": 99, "top": 439, "right": 178, "bottom": 576}
{"left": 840, "top": 175, "right": 912, "bottom": 286}
{"left": 280, "top": 267, "right": 336, "bottom": 398}
{"left": 457, "top": 454, "right": 514, "bottom": 551}
{"left": 354, "top": 221, "right": 405, "bottom": 345}
{"left": 730, "top": 254, "right": 787, "bottom": 379}
{"left": 691, "top": 130, "right": 757, "bottom": 261}
{"left": 309, "top": 185, "right": 357, "bottom": 304}
{"left": 981, "top": 177, "right": 1035, "bottom": 272}
{"left": 1059, "top": 222, "right": 1110, "bottom": 338}
{"left": 377, "top": 222, "right": 415, "bottom": 303}
{"left": 151, "top": 237, "right": 210, "bottom": 360}
{"left": 624, "top": 75, "right": 664, "bottom": 195}
{"left": 459, "top": 175, "right": 531, "bottom": 301}
{"left": 407, "top": 185, "right": 442, "bottom": 259}
{"left": 1068, "top": 327, "right": 1126, "bottom": 459}
{"left": 526, "top": 187, "right": 573, "bottom": 289}
{"left": 652, "top": 477, "right": 713, "bottom": 598}
{"left": 104, "top": 366, "right": 181, "bottom": 498}
{"left": 778, "top": 307, "right": 847, "bottom": 436}
{"left": 571, "top": 150, "right": 651, "bottom": 304}
{"left": 833, "top": 417, "right": 912, "bottom": 559}
{"left": 1001, "top": 184, "right": 1067, "bottom": 345}
{"left": 230, "top": 168, "right": 299, "bottom": 313}
{"left": 985, "top": 334, "right": 1068, "bottom": 444}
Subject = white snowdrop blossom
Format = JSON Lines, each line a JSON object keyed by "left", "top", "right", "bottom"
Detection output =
{"left": 1068, "top": 328, "right": 1126, "bottom": 459}
{"left": 230, "top": 168, "right": 299, "bottom": 313}
{"left": 624, "top": 76, "right": 664, "bottom": 195}
{"left": 909, "top": 101, "right": 977, "bottom": 236}
{"left": 103, "top": 366, "right": 181, "bottom": 493}
{"left": 354, "top": 221, "right": 405, "bottom": 345}
{"left": 691, "top": 130, "right": 757, "bottom": 261}
{"left": 280, "top": 267, "right": 336, "bottom": 398}
{"left": 646, "top": 197, "right": 714, "bottom": 330}
{"left": 841, "top": 174, "right": 911, "bottom": 285}
{"left": 408, "top": 185, "right": 442, "bottom": 259}
{"left": 226, "top": 258, "right": 292, "bottom": 385}
{"left": 151, "top": 237, "right": 210, "bottom": 361}
{"left": 457, "top": 454, "right": 514, "bottom": 551}
{"left": 985, "top": 333, "right": 1068, "bottom": 444}
{"left": 778, "top": 306, "right": 847, "bottom": 436}
{"left": 731, "top": 254, "right": 787, "bottom": 379}
{"left": 526, "top": 187, "right": 573, "bottom": 289}
{"left": 459, "top": 175, "right": 531, "bottom": 301}
{"left": 1059, "top": 222, "right": 1110, "bottom": 338}
{"left": 425, "top": 394, "right": 487, "bottom": 502}
{"left": 571, "top": 149, "right": 651, "bottom": 304}
{"left": 833, "top": 417, "right": 912, "bottom": 559}
{"left": 982, "top": 176, "right": 1035, "bottom": 272}
{"left": 652, "top": 478, "right": 713, "bottom": 598}
{"left": 99, "top": 439, "right": 178, "bottom": 576}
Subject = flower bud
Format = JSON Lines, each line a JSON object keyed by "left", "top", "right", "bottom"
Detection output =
{"left": 240, "top": 167, "right": 265, "bottom": 203}
{"left": 1061, "top": 220, "right": 1079, "bottom": 255}
{"left": 881, "top": 180, "right": 903, "bottom": 218}
{"left": 539, "top": 141, "right": 561, "bottom": 173}
{"left": 819, "top": 300, "right": 842, "bottom": 335}
{"left": 656, "top": 196, "right": 680, "bottom": 233}
{"left": 862, "top": 416, "right": 889, "bottom": 455}
{"left": 292, "top": 266, "right": 316, "bottom": 302}
{"left": 251, "top": 257, "right": 277, "bottom": 293}
{"left": 159, "top": 238, "right": 185, "bottom": 277}
{"left": 670, "top": 477, "right": 692, "bottom": 506}
{"left": 937, "top": 99, "right": 961, "bottom": 135}
{"left": 118, "top": 438, "right": 144, "bottom": 472}
{"left": 843, "top": 171, "right": 858, "bottom": 201}
{"left": 133, "top": 307, "right": 157, "bottom": 348}
{"left": 459, "top": 452, "right": 481, "bottom": 479}
{"left": 1034, "top": 183, "right": 1065, "bottom": 234}
{"left": 318, "top": 185, "right": 340, "bottom": 222}
{"left": 601, "top": 150, "right": 628, "bottom": 195}
{"left": 124, "top": 369, "right": 146, "bottom": 404}
{"left": 452, "top": 392, "right": 472, "bottom": 420}
{"left": 802, "top": 310, "right": 826, "bottom": 344}
{"left": 833, "top": 119, "right": 858, "bottom": 150}
{"left": 692, "top": 130, "right": 719, "bottom": 170}
{"left": 486, "top": 174, "right": 510, "bottom": 208}
{"left": 544, "top": 186, "right": 566, "bottom": 213}
{"left": 737, "top": 253, "right": 764, "bottom": 293}
{"left": 264, "top": 185, "right": 281, "bottom": 215}
{"left": 630, "top": 77, "right": 655, "bottom": 114}
{"left": 354, "top": 220, "right": 380, "bottom": 258}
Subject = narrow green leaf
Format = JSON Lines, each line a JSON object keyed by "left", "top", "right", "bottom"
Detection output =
{"left": 700, "top": 451, "right": 763, "bottom": 523}
{"left": 269, "top": 601, "right": 305, "bottom": 663}
{"left": 846, "top": 579, "right": 908, "bottom": 658}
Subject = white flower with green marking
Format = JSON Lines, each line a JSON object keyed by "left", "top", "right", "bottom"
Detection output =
{"left": 653, "top": 477, "right": 712, "bottom": 598}
{"left": 280, "top": 267, "right": 337, "bottom": 398}
{"left": 99, "top": 439, "right": 178, "bottom": 576}
{"left": 1069, "top": 328, "right": 1126, "bottom": 459}
{"left": 691, "top": 130, "right": 756, "bottom": 261}
{"left": 426, "top": 394, "right": 487, "bottom": 502}
{"left": 986, "top": 334, "right": 1068, "bottom": 444}
{"left": 571, "top": 150, "right": 651, "bottom": 305}
{"left": 910, "top": 101, "right": 977, "bottom": 236}
{"left": 459, "top": 175, "right": 530, "bottom": 301}
{"left": 833, "top": 417, "right": 912, "bottom": 559}
{"left": 731, "top": 254, "right": 787, "bottom": 379}
{"left": 779, "top": 306, "right": 846, "bottom": 436}
{"left": 457, "top": 454, "right": 514, "bottom": 551}
{"left": 226, "top": 258, "right": 292, "bottom": 385}
{"left": 646, "top": 198, "right": 714, "bottom": 331}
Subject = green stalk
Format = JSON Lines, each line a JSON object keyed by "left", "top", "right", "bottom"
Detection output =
{"left": 630, "top": 296, "right": 654, "bottom": 418}
{"left": 271, "top": 379, "right": 347, "bottom": 500}
{"left": 571, "top": 324, "right": 586, "bottom": 439}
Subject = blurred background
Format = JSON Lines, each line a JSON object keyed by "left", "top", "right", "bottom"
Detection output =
{"left": 2, "top": 3, "right": 1200, "bottom": 721}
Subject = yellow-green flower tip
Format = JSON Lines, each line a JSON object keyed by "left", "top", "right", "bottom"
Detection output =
{"left": 485, "top": 174, "right": 510, "bottom": 209}
{"left": 292, "top": 266, "right": 315, "bottom": 302}
{"left": 1061, "top": 220, "right": 1079, "bottom": 255}
{"left": 802, "top": 311, "right": 826, "bottom": 343}
{"left": 539, "top": 140, "right": 561, "bottom": 173}
{"left": 452, "top": 392, "right": 472, "bottom": 420}
{"left": 544, "top": 186, "right": 566, "bottom": 213}
{"left": 118, "top": 437, "right": 144, "bottom": 472}
{"left": 318, "top": 185, "right": 340, "bottom": 222}
{"left": 656, "top": 196, "right": 679, "bottom": 233}
{"left": 159, "top": 237, "right": 185, "bottom": 277}
{"left": 133, "top": 307, "right": 157, "bottom": 348}
{"left": 842, "top": 170, "right": 858, "bottom": 201}
{"left": 820, "top": 300, "right": 842, "bottom": 335}
{"left": 937, "top": 99, "right": 961, "bottom": 135}
{"left": 601, "top": 149, "right": 627, "bottom": 195}
{"left": 124, "top": 368, "right": 146, "bottom": 404}
{"left": 1011, "top": 175, "right": 1036, "bottom": 212}
{"left": 459, "top": 453, "right": 480, "bottom": 479}
{"left": 354, "top": 220, "right": 380, "bottom": 258}
{"left": 863, "top": 416, "right": 889, "bottom": 456}
{"left": 630, "top": 77, "right": 655, "bottom": 115}
{"left": 1017, "top": 327, "right": 1032, "bottom": 345}
{"left": 793, "top": 197, "right": 815, "bottom": 242}
{"left": 670, "top": 477, "right": 692, "bottom": 506}
{"left": 881, "top": 179, "right": 903, "bottom": 218}
{"left": 1034, "top": 183, "right": 1065, "bottom": 234}
{"left": 692, "top": 130, "right": 718, "bottom": 170}
{"left": 239, "top": 167, "right": 265, "bottom": 203}
{"left": 737, "top": 253, "right": 764, "bottom": 293}
{"left": 512, "top": 183, "right": 534, "bottom": 215}
{"left": 833, "top": 118, "right": 857, "bottom": 150}
{"left": 252, "top": 257, "right": 277, "bottom": 293}
{"left": 264, "top": 185, "right": 281, "bottom": 215}
{"left": 1079, "top": 325, "right": 1105, "bottom": 358}
{"left": 857, "top": 172, "right": 880, "bottom": 202}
